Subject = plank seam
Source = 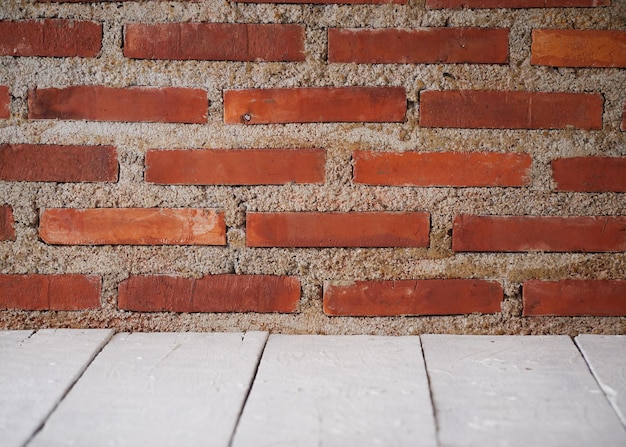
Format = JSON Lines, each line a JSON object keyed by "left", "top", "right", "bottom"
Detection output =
{"left": 22, "top": 330, "right": 115, "bottom": 447}
{"left": 573, "top": 335, "right": 626, "bottom": 429}
{"left": 419, "top": 336, "right": 442, "bottom": 447}
{"left": 227, "top": 332, "right": 270, "bottom": 447}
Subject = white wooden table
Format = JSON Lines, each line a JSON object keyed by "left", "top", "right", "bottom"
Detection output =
{"left": 1, "top": 330, "right": 624, "bottom": 447}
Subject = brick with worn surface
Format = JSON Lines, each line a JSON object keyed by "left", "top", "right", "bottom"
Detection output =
{"left": 125, "top": 23, "right": 305, "bottom": 61}
{"left": 0, "top": 144, "right": 118, "bottom": 182}
{"left": 246, "top": 212, "right": 430, "bottom": 247}
{"left": 224, "top": 87, "right": 406, "bottom": 124}
{"left": 453, "top": 215, "right": 626, "bottom": 252}
{"left": 0, "top": 19, "right": 101, "bottom": 57}
{"left": 145, "top": 148, "right": 325, "bottom": 185}
{"left": 118, "top": 275, "right": 300, "bottom": 313}
{"left": 551, "top": 157, "right": 626, "bottom": 192}
{"left": 532, "top": 29, "right": 626, "bottom": 68}
{"left": 29, "top": 86, "right": 208, "bottom": 123}
{"left": 353, "top": 151, "right": 531, "bottom": 187}
{"left": 324, "top": 279, "right": 503, "bottom": 316}
{"left": 0, "top": 205, "right": 15, "bottom": 241}
{"left": 0, "top": 86, "right": 9, "bottom": 119}
{"left": 39, "top": 208, "right": 226, "bottom": 245}
{"left": 419, "top": 90, "right": 603, "bottom": 129}
{"left": 328, "top": 28, "right": 509, "bottom": 64}
{"left": 0, "top": 275, "right": 101, "bottom": 310}
{"left": 523, "top": 280, "right": 626, "bottom": 316}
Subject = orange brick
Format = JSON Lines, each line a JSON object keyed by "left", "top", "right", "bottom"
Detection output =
{"left": 29, "top": 86, "right": 208, "bottom": 123}
{"left": 532, "top": 29, "right": 626, "bottom": 68}
{"left": 552, "top": 157, "right": 626, "bottom": 192}
{"left": 40, "top": 208, "right": 226, "bottom": 245}
{"left": 224, "top": 87, "right": 406, "bottom": 124}
{"left": 246, "top": 212, "right": 430, "bottom": 247}
{"left": 0, "top": 274, "right": 101, "bottom": 310}
{"left": 427, "top": 0, "right": 609, "bottom": 7}
{"left": 0, "top": 144, "right": 118, "bottom": 182}
{"left": 353, "top": 151, "right": 531, "bottom": 187}
{"left": 0, "top": 86, "right": 9, "bottom": 119}
{"left": 0, "top": 205, "right": 15, "bottom": 241}
{"left": 125, "top": 23, "right": 304, "bottom": 61}
{"left": 453, "top": 215, "right": 626, "bottom": 252}
{"left": 419, "top": 90, "right": 603, "bottom": 129}
{"left": 329, "top": 28, "right": 508, "bottom": 64}
{"left": 145, "top": 148, "right": 325, "bottom": 185}
{"left": 523, "top": 280, "right": 626, "bottom": 316}
{"left": 118, "top": 275, "right": 301, "bottom": 313}
{"left": 324, "top": 279, "right": 502, "bottom": 316}
{"left": 0, "top": 19, "right": 101, "bottom": 57}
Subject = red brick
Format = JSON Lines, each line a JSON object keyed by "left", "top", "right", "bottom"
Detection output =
{"left": 0, "top": 86, "right": 9, "bottom": 119}
{"left": 0, "top": 144, "right": 118, "bottom": 182}
{"left": 419, "top": 90, "right": 603, "bottom": 129}
{"left": 246, "top": 212, "right": 429, "bottom": 247}
{"left": 353, "top": 150, "right": 531, "bottom": 187}
{"left": 0, "top": 205, "right": 15, "bottom": 241}
{"left": 125, "top": 23, "right": 304, "bottom": 62}
{"left": 118, "top": 275, "right": 300, "bottom": 313}
{"left": 324, "top": 279, "right": 502, "bottom": 316}
{"left": 552, "top": 157, "right": 626, "bottom": 192}
{"left": 523, "top": 280, "right": 626, "bottom": 316}
{"left": 145, "top": 148, "right": 325, "bottom": 185}
{"left": 0, "top": 274, "right": 101, "bottom": 310}
{"left": 224, "top": 87, "right": 406, "bottom": 124}
{"left": 453, "top": 215, "right": 626, "bottom": 252}
{"left": 532, "top": 29, "right": 626, "bottom": 68}
{"left": 426, "top": 0, "right": 609, "bottom": 8}
{"left": 39, "top": 208, "right": 226, "bottom": 245}
{"left": 0, "top": 19, "right": 101, "bottom": 57}
{"left": 328, "top": 28, "right": 508, "bottom": 64}
{"left": 233, "top": 0, "right": 405, "bottom": 3}
{"left": 28, "top": 86, "right": 208, "bottom": 123}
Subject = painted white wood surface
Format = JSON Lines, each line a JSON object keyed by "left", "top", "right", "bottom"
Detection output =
{"left": 576, "top": 335, "right": 626, "bottom": 427}
{"left": 421, "top": 335, "right": 626, "bottom": 447}
{"left": 29, "top": 331, "right": 268, "bottom": 447}
{"left": 232, "top": 334, "right": 436, "bottom": 447}
{"left": 0, "top": 329, "right": 113, "bottom": 447}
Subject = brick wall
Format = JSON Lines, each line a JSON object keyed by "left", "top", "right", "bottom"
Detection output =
{"left": 0, "top": 0, "right": 624, "bottom": 334}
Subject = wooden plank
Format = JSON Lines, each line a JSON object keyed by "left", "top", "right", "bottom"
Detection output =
{"left": 29, "top": 331, "right": 268, "bottom": 447}
{"left": 0, "top": 329, "right": 113, "bottom": 447}
{"left": 232, "top": 335, "right": 436, "bottom": 447}
{"left": 421, "top": 335, "right": 626, "bottom": 446}
{"left": 576, "top": 335, "right": 626, "bottom": 427}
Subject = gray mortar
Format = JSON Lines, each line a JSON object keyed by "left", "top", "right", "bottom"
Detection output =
{"left": 0, "top": 0, "right": 624, "bottom": 334}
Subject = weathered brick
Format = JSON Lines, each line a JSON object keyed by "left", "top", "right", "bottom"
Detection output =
{"left": 427, "top": 0, "right": 609, "bottom": 8}
{"left": 0, "top": 205, "right": 15, "bottom": 241}
{"left": 328, "top": 28, "right": 509, "bottom": 64}
{"left": 419, "top": 90, "right": 603, "bottom": 129}
{"left": 0, "top": 86, "right": 9, "bottom": 119}
{"left": 552, "top": 157, "right": 626, "bottom": 192}
{"left": 28, "top": 86, "right": 208, "bottom": 123}
{"left": 324, "top": 279, "right": 502, "bottom": 316}
{"left": 246, "top": 212, "right": 430, "bottom": 247}
{"left": 353, "top": 150, "right": 531, "bottom": 187}
{"left": 453, "top": 215, "right": 626, "bottom": 252}
{"left": 0, "top": 19, "right": 101, "bottom": 57}
{"left": 0, "top": 274, "right": 101, "bottom": 310}
{"left": 0, "top": 144, "right": 118, "bottom": 182}
{"left": 224, "top": 87, "right": 406, "bottom": 124}
{"left": 532, "top": 29, "right": 626, "bottom": 68}
{"left": 523, "top": 280, "right": 626, "bottom": 316}
{"left": 118, "top": 275, "right": 301, "bottom": 313}
{"left": 125, "top": 23, "right": 304, "bottom": 61}
{"left": 145, "top": 148, "right": 325, "bottom": 185}
{"left": 40, "top": 208, "right": 226, "bottom": 245}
